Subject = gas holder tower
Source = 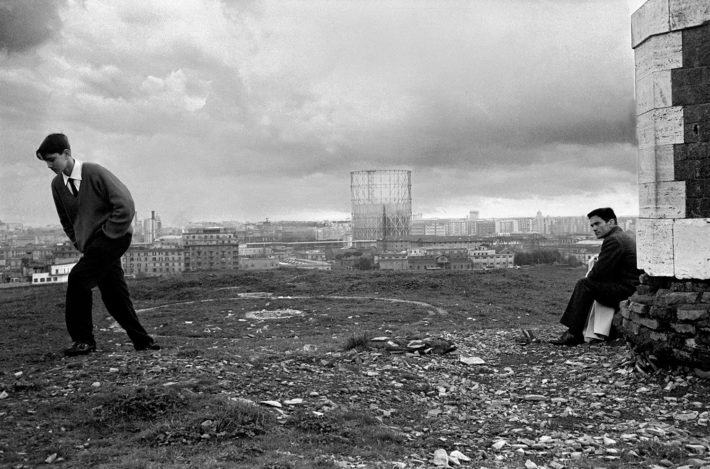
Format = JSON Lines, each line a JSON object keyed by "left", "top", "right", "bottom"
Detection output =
{"left": 350, "top": 170, "right": 412, "bottom": 246}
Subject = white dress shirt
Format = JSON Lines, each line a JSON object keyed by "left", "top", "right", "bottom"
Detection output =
{"left": 62, "top": 159, "right": 83, "bottom": 193}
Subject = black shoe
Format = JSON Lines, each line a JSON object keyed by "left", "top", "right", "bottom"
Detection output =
{"left": 63, "top": 342, "right": 96, "bottom": 356}
{"left": 550, "top": 331, "right": 583, "bottom": 346}
{"left": 135, "top": 342, "right": 161, "bottom": 351}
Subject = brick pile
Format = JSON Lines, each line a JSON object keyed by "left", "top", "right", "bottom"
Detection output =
{"left": 620, "top": 276, "right": 710, "bottom": 374}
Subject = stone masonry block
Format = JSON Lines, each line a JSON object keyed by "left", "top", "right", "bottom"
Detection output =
{"left": 670, "top": 0, "right": 710, "bottom": 31}
{"left": 637, "top": 70, "right": 674, "bottom": 115}
{"left": 634, "top": 32, "right": 683, "bottom": 82}
{"left": 674, "top": 143, "right": 710, "bottom": 164}
{"left": 632, "top": 0, "right": 670, "bottom": 48}
{"left": 639, "top": 181, "right": 686, "bottom": 218}
{"left": 649, "top": 305, "right": 675, "bottom": 321}
{"left": 686, "top": 197, "right": 710, "bottom": 218}
{"left": 637, "top": 107, "right": 684, "bottom": 147}
{"left": 674, "top": 159, "right": 696, "bottom": 179}
{"left": 637, "top": 218, "right": 674, "bottom": 276}
{"left": 630, "top": 302, "right": 651, "bottom": 315}
{"left": 666, "top": 291, "right": 702, "bottom": 305}
{"left": 673, "top": 348, "right": 694, "bottom": 362}
{"left": 639, "top": 145, "right": 675, "bottom": 184}
{"left": 672, "top": 66, "right": 705, "bottom": 87}
{"left": 672, "top": 323, "right": 697, "bottom": 335}
{"left": 686, "top": 179, "right": 710, "bottom": 199}
{"left": 672, "top": 81, "right": 710, "bottom": 106}
{"left": 703, "top": 292, "right": 710, "bottom": 303}
{"left": 639, "top": 316, "right": 662, "bottom": 330}
{"left": 651, "top": 331, "right": 669, "bottom": 342}
{"left": 684, "top": 103, "right": 710, "bottom": 122}
{"left": 674, "top": 219, "right": 710, "bottom": 279}
{"left": 682, "top": 22, "right": 710, "bottom": 68}
{"left": 677, "top": 306, "right": 710, "bottom": 321}
{"left": 630, "top": 293, "right": 656, "bottom": 305}
{"left": 685, "top": 120, "right": 710, "bottom": 143}
{"left": 621, "top": 304, "right": 632, "bottom": 319}
{"left": 656, "top": 107, "right": 685, "bottom": 144}
{"left": 623, "top": 318, "right": 640, "bottom": 335}
{"left": 636, "top": 284, "right": 658, "bottom": 296}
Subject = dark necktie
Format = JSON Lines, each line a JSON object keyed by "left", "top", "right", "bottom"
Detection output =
{"left": 68, "top": 178, "right": 78, "bottom": 197}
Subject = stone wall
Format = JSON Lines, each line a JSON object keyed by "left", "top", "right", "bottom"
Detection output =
{"left": 627, "top": 0, "right": 710, "bottom": 372}
{"left": 621, "top": 276, "right": 710, "bottom": 373}
{"left": 633, "top": 0, "right": 710, "bottom": 280}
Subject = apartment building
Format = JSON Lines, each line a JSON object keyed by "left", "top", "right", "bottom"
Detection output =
{"left": 408, "top": 247, "right": 473, "bottom": 271}
{"left": 183, "top": 227, "right": 239, "bottom": 271}
{"left": 32, "top": 262, "right": 76, "bottom": 285}
{"left": 122, "top": 245, "right": 185, "bottom": 276}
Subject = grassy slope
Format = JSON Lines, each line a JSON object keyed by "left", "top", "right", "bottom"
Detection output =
{"left": 1, "top": 266, "right": 707, "bottom": 468}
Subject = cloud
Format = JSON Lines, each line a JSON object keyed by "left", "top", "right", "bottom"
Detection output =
{"left": 0, "top": 0, "right": 65, "bottom": 54}
{"left": 0, "top": 0, "right": 641, "bottom": 225}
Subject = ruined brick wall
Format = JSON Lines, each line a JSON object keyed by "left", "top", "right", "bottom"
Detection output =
{"left": 621, "top": 277, "right": 710, "bottom": 372}
{"left": 626, "top": 0, "right": 710, "bottom": 372}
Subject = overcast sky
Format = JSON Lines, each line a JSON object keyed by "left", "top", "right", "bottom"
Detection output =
{"left": 1, "top": 0, "right": 646, "bottom": 226}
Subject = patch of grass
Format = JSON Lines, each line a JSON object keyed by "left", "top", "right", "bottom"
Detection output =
{"left": 343, "top": 333, "right": 370, "bottom": 352}
{"left": 635, "top": 440, "right": 687, "bottom": 461}
{"left": 140, "top": 398, "right": 277, "bottom": 447}
{"left": 93, "top": 386, "right": 188, "bottom": 426}
{"left": 285, "top": 408, "right": 405, "bottom": 452}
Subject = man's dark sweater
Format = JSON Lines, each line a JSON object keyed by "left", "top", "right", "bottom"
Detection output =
{"left": 51, "top": 162, "right": 134, "bottom": 253}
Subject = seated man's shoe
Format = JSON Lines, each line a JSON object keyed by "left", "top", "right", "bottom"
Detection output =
{"left": 135, "top": 341, "right": 161, "bottom": 351}
{"left": 550, "top": 331, "right": 583, "bottom": 346}
{"left": 63, "top": 342, "right": 96, "bottom": 356}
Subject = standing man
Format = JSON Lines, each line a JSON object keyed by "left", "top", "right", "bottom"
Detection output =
{"left": 551, "top": 207, "right": 641, "bottom": 346}
{"left": 36, "top": 133, "right": 159, "bottom": 356}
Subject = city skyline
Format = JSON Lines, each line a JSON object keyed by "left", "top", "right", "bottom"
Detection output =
{"left": 3, "top": 0, "right": 644, "bottom": 227}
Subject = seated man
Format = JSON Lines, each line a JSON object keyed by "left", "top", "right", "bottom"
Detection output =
{"left": 551, "top": 207, "right": 641, "bottom": 346}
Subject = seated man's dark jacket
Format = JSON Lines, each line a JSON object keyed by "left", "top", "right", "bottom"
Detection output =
{"left": 587, "top": 226, "right": 640, "bottom": 289}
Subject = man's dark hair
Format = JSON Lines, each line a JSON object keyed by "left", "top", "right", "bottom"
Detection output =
{"left": 36, "top": 133, "right": 70, "bottom": 160}
{"left": 587, "top": 207, "right": 617, "bottom": 223}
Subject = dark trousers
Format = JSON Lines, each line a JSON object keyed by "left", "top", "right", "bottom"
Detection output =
{"left": 66, "top": 233, "right": 153, "bottom": 348}
{"left": 560, "top": 277, "right": 635, "bottom": 336}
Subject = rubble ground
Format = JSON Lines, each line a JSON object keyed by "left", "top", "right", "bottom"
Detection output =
{"left": 0, "top": 266, "right": 708, "bottom": 468}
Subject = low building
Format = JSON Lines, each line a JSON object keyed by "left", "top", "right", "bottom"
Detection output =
{"left": 32, "top": 262, "right": 76, "bottom": 285}
{"left": 408, "top": 248, "right": 473, "bottom": 271}
{"left": 183, "top": 227, "right": 238, "bottom": 271}
{"left": 377, "top": 253, "right": 409, "bottom": 270}
{"left": 238, "top": 257, "right": 279, "bottom": 270}
{"left": 469, "top": 246, "right": 515, "bottom": 269}
{"left": 122, "top": 245, "right": 185, "bottom": 276}
{"left": 239, "top": 245, "right": 273, "bottom": 258}
{"left": 279, "top": 258, "right": 332, "bottom": 270}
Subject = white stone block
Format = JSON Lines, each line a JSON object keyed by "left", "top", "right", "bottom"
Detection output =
{"left": 634, "top": 32, "right": 682, "bottom": 81}
{"left": 636, "top": 107, "right": 684, "bottom": 148}
{"left": 635, "top": 70, "right": 673, "bottom": 116}
{"left": 636, "top": 111, "right": 655, "bottom": 148}
{"left": 653, "top": 70, "right": 673, "bottom": 109}
{"left": 637, "top": 218, "right": 675, "bottom": 276}
{"left": 639, "top": 181, "right": 686, "bottom": 218}
{"left": 674, "top": 219, "right": 710, "bottom": 279}
{"left": 638, "top": 144, "right": 675, "bottom": 184}
{"left": 636, "top": 74, "right": 655, "bottom": 116}
{"left": 670, "top": 0, "right": 710, "bottom": 31}
{"left": 656, "top": 106, "right": 685, "bottom": 145}
{"left": 632, "top": 0, "right": 670, "bottom": 48}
